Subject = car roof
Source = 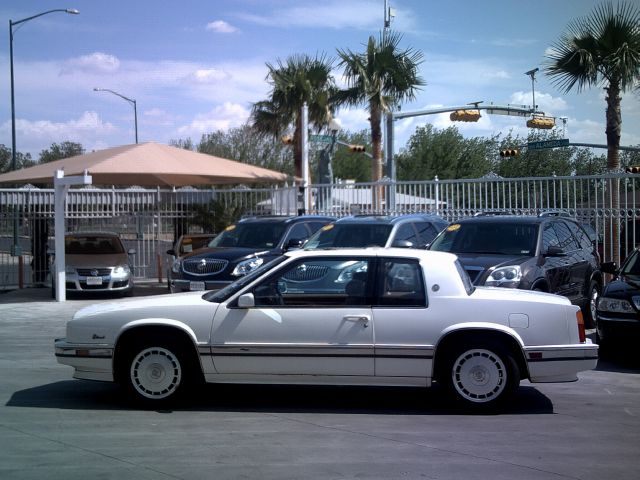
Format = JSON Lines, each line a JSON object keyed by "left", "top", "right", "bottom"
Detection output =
{"left": 237, "top": 215, "right": 335, "bottom": 225}
{"left": 285, "top": 246, "right": 457, "bottom": 263}
{"left": 65, "top": 231, "right": 120, "bottom": 237}
{"left": 451, "top": 215, "right": 559, "bottom": 225}
{"left": 333, "top": 214, "right": 446, "bottom": 225}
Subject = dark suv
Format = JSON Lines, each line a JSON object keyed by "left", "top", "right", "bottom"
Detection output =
{"left": 168, "top": 215, "right": 334, "bottom": 293}
{"left": 303, "top": 214, "right": 448, "bottom": 250}
{"left": 429, "top": 213, "right": 602, "bottom": 326}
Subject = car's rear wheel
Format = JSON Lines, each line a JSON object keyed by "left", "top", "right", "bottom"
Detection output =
{"left": 122, "top": 336, "right": 194, "bottom": 404}
{"left": 443, "top": 342, "right": 519, "bottom": 412}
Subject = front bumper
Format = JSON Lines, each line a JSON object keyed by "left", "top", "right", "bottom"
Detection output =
{"left": 525, "top": 341, "right": 599, "bottom": 382}
{"left": 65, "top": 272, "right": 134, "bottom": 294}
{"left": 55, "top": 338, "right": 114, "bottom": 382}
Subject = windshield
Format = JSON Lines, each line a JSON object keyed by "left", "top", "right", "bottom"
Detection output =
{"left": 208, "top": 223, "right": 287, "bottom": 249}
{"left": 66, "top": 235, "right": 125, "bottom": 255}
{"left": 621, "top": 250, "right": 640, "bottom": 277}
{"left": 203, "top": 256, "right": 288, "bottom": 303}
{"left": 430, "top": 222, "right": 538, "bottom": 256}
{"left": 304, "top": 224, "right": 393, "bottom": 249}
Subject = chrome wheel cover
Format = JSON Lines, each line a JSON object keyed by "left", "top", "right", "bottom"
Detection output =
{"left": 589, "top": 284, "right": 599, "bottom": 325}
{"left": 452, "top": 348, "right": 507, "bottom": 403}
{"left": 130, "top": 347, "right": 182, "bottom": 399}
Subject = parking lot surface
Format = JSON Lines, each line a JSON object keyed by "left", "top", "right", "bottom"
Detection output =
{"left": 1, "top": 285, "right": 639, "bottom": 480}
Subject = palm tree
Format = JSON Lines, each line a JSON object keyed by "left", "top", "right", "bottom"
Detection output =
{"left": 335, "top": 31, "right": 425, "bottom": 192}
{"left": 545, "top": 2, "right": 640, "bottom": 171}
{"left": 251, "top": 54, "right": 338, "bottom": 179}
{"left": 545, "top": 2, "right": 640, "bottom": 264}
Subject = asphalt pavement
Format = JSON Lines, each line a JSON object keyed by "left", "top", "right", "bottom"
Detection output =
{"left": 1, "top": 284, "right": 639, "bottom": 480}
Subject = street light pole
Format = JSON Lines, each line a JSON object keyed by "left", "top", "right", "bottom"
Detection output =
{"left": 94, "top": 88, "right": 138, "bottom": 144}
{"left": 9, "top": 8, "right": 79, "bottom": 256}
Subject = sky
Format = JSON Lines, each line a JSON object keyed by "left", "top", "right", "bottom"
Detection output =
{"left": 1, "top": 0, "right": 639, "bottom": 161}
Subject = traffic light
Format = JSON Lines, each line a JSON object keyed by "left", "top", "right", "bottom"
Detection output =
{"left": 348, "top": 144, "right": 366, "bottom": 153}
{"left": 449, "top": 109, "right": 481, "bottom": 122}
{"left": 526, "top": 116, "right": 555, "bottom": 129}
{"left": 625, "top": 166, "right": 640, "bottom": 173}
{"left": 500, "top": 149, "right": 520, "bottom": 157}
{"left": 281, "top": 135, "right": 293, "bottom": 145}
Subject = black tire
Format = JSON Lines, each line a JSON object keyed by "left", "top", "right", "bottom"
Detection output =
{"left": 582, "top": 280, "right": 600, "bottom": 329}
{"left": 441, "top": 342, "right": 519, "bottom": 412}
{"left": 121, "top": 335, "right": 196, "bottom": 405}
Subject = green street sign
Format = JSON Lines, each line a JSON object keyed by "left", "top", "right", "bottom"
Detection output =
{"left": 527, "top": 139, "right": 570, "bottom": 150}
{"left": 309, "top": 134, "right": 334, "bottom": 144}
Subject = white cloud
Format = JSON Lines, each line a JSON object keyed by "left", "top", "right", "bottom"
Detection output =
{"left": 176, "top": 102, "right": 250, "bottom": 137}
{"left": 60, "top": 52, "right": 121, "bottom": 75}
{"left": 206, "top": 20, "right": 239, "bottom": 33}
{"left": 186, "top": 68, "right": 232, "bottom": 85}
{"left": 509, "top": 91, "right": 568, "bottom": 113}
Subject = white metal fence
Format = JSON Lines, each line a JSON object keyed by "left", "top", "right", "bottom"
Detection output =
{"left": 1, "top": 173, "right": 636, "bottom": 290}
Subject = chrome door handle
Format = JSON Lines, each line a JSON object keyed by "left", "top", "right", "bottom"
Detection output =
{"left": 343, "top": 315, "right": 370, "bottom": 327}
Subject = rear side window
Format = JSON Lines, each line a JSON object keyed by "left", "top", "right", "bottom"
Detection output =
{"left": 394, "top": 223, "right": 419, "bottom": 245}
{"left": 376, "top": 258, "right": 426, "bottom": 307}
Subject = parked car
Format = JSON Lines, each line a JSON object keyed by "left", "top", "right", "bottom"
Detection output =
{"left": 55, "top": 248, "right": 598, "bottom": 411}
{"left": 303, "top": 214, "right": 448, "bottom": 250}
{"left": 52, "top": 232, "right": 135, "bottom": 297}
{"left": 595, "top": 251, "right": 640, "bottom": 346}
{"left": 166, "top": 233, "right": 217, "bottom": 292}
{"left": 429, "top": 213, "right": 602, "bottom": 327}
{"left": 167, "top": 215, "right": 334, "bottom": 293}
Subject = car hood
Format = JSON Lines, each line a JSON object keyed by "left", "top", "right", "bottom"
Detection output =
{"left": 182, "top": 247, "right": 278, "bottom": 261}
{"left": 65, "top": 253, "right": 129, "bottom": 268}
{"left": 455, "top": 253, "right": 531, "bottom": 269}
{"left": 602, "top": 277, "right": 640, "bottom": 298}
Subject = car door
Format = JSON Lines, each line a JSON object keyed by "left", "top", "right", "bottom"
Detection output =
{"left": 552, "top": 220, "right": 585, "bottom": 301}
{"left": 541, "top": 223, "right": 572, "bottom": 296}
{"left": 210, "top": 256, "right": 374, "bottom": 376}
{"left": 371, "top": 257, "right": 432, "bottom": 379}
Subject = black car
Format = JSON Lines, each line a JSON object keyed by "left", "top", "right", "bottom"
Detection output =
{"left": 596, "top": 251, "right": 640, "bottom": 346}
{"left": 429, "top": 213, "right": 602, "bottom": 326}
{"left": 168, "top": 215, "right": 334, "bottom": 293}
{"left": 303, "top": 213, "right": 448, "bottom": 250}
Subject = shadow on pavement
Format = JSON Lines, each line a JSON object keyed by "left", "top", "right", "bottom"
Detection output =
{"left": 6, "top": 381, "right": 554, "bottom": 415}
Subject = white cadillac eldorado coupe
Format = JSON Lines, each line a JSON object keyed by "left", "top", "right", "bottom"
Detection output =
{"left": 55, "top": 248, "right": 598, "bottom": 411}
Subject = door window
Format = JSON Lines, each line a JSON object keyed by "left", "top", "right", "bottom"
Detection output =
{"left": 252, "top": 257, "right": 371, "bottom": 307}
{"left": 552, "top": 221, "right": 579, "bottom": 251}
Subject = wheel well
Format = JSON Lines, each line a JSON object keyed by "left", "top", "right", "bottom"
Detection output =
{"left": 113, "top": 325, "right": 202, "bottom": 384}
{"left": 434, "top": 330, "right": 527, "bottom": 382}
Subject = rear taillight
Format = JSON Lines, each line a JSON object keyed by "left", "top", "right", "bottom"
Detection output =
{"left": 576, "top": 310, "right": 586, "bottom": 343}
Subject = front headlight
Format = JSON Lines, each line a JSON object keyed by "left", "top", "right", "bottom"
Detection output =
{"left": 485, "top": 265, "right": 522, "bottom": 288}
{"left": 335, "top": 261, "right": 368, "bottom": 283}
{"left": 171, "top": 258, "right": 182, "bottom": 274}
{"left": 232, "top": 257, "right": 264, "bottom": 277}
{"left": 113, "top": 265, "right": 131, "bottom": 276}
{"left": 598, "top": 296, "right": 635, "bottom": 313}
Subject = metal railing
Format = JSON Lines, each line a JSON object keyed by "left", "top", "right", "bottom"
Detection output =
{"left": 1, "top": 173, "right": 636, "bottom": 290}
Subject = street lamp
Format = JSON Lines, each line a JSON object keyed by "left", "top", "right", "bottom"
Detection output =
{"left": 9, "top": 8, "right": 79, "bottom": 256}
{"left": 93, "top": 88, "right": 138, "bottom": 144}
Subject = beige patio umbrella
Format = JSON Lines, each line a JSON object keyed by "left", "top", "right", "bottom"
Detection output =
{"left": 0, "top": 142, "right": 291, "bottom": 186}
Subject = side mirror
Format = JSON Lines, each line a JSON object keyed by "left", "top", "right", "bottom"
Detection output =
{"left": 128, "top": 248, "right": 136, "bottom": 255}
{"left": 237, "top": 292, "right": 255, "bottom": 308}
{"left": 166, "top": 248, "right": 176, "bottom": 256}
{"left": 544, "top": 245, "right": 566, "bottom": 257}
{"left": 391, "top": 239, "right": 414, "bottom": 248}
{"left": 600, "top": 261, "right": 618, "bottom": 275}
{"left": 284, "top": 238, "right": 304, "bottom": 251}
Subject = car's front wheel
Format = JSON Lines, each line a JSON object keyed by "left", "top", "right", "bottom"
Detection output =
{"left": 121, "top": 336, "right": 195, "bottom": 404}
{"left": 442, "top": 343, "right": 519, "bottom": 412}
{"left": 583, "top": 280, "right": 600, "bottom": 329}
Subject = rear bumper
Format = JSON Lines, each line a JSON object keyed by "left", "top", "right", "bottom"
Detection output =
{"left": 525, "top": 342, "right": 599, "bottom": 382}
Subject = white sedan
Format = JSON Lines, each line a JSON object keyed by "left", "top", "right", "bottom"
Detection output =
{"left": 55, "top": 248, "right": 598, "bottom": 411}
